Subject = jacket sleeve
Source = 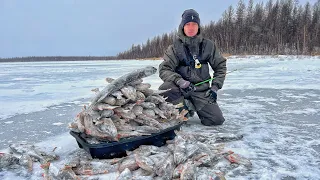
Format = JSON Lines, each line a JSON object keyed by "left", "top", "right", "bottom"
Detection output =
{"left": 159, "top": 45, "right": 183, "bottom": 84}
{"left": 208, "top": 42, "right": 227, "bottom": 89}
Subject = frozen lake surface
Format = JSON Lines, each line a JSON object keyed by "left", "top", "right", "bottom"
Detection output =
{"left": 0, "top": 56, "right": 319, "bottom": 179}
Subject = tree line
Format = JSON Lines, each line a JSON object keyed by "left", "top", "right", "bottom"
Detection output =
{"left": 118, "top": 0, "right": 320, "bottom": 59}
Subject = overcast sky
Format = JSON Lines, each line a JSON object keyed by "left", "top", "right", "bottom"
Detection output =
{"left": 0, "top": 0, "right": 316, "bottom": 58}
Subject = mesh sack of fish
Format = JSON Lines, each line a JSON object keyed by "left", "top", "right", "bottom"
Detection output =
{"left": 68, "top": 66, "right": 188, "bottom": 144}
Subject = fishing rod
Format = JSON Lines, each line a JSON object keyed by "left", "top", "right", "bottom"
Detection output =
{"left": 194, "top": 68, "right": 240, "bottom": 86}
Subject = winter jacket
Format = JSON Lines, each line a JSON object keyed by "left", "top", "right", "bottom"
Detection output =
{"left": 159, "top": 25, "right": 227, "bottom": 92}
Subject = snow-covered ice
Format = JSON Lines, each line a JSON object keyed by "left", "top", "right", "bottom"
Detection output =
{"left": 0, "top": 56, "right": 319, "bottom": 179}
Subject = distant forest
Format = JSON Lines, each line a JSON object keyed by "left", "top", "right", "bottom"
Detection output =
{"left": 118, "top": 0, "right": 320, "bottom": 59}
{"left": 1, "top": 0, "right": 319, "bottom": 62}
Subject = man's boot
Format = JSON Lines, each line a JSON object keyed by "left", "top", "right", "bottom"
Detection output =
{"left": 176, "top": 99, "right": 195, "bottom": 118}
{"left": 184, "top": 99, "right": 195, "bottom": 118}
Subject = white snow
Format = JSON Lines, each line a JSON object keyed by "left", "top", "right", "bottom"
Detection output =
{"left": 0, "top": 56, "right": 320, "bottom": 179}
{"left": 24, "top": 119, "right": 34, "bottom": 122}
{"left": 3, "top": 121, "right": 14, "bottom": 124}
{"left": 283, "top": 108, "right": 319, "bottom": 115}
{"left": 52, "top": 122, "right": 64, "bottom": 126}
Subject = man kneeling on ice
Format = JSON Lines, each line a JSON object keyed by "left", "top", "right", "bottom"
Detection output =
{"left": 159, "top": 9, "right": 227, "bottom": 126}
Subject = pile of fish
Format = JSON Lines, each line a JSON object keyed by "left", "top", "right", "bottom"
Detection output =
{"left": 0, "top": 142, "right": 59, "bottom": 178}
{"left": 0, "top": 131, "right": 250, "bottom": 179}
{"left": 53, "top": 130, "right": 249, "bottom": 179}
{"left": 68, "top": 66, "right": 187, "bottom": 143}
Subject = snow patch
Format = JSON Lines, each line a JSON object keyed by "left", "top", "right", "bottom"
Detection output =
{"left": 283, "top": 108, "right": 318, "bottom": 115}
{"left": 52, "top": 122, "right": 64, "bottom": 126}
{"left": 3, "top": 121, "right": 14, "bottom": 124}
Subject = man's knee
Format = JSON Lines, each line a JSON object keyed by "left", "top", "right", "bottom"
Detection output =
{"left": 196, "top": 102, "right": 225, "bottom": 126}
{"left": 200, "top": 115, "right": 225, "bottom": 126}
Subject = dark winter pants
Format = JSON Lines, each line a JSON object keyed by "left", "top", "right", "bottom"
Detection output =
{"left": 159, "top": 82, "right": 225, "bottom": 126}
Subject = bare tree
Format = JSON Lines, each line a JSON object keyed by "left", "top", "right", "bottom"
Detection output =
{"left": 116, "top": 0, "right": 319, "bottom": 59}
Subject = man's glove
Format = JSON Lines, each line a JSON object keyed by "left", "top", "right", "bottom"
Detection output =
{"left": 176, "top": 79, "right": 196, "bottom": 93}
{"left": 205, "top": 86, "right": 218, "bottom": 102}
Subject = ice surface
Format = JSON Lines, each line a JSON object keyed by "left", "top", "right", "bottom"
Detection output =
{"left": 0, "top": 60, "right": 160, "bottom": 120}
